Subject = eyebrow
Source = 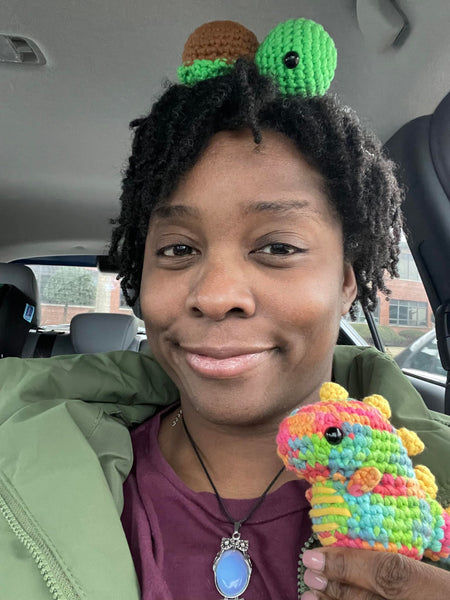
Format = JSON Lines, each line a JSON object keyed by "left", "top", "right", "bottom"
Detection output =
{"left": 152, "top": 204, "right": 200, "bottom": 219}
{"left": 243, "top": 199, "right": 317, "bottom": 215}
{"left": 152, "top": 199, "right": 319, "bottom": 220}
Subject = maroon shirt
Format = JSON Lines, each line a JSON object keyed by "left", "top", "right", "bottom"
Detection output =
{"left": 121, "top": 407, "right": 312, "bottom": 600}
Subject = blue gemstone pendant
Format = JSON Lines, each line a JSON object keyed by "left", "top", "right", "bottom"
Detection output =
{"left": 213, "top": 530, "right": 252, "bottom": 599}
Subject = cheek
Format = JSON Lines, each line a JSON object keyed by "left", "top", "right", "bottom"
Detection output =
{"left": 270, "top": 274, "right": 345, "bottom": 355}
{"left": 140, "top": 269, "right": 182, "bottom": 331}
{"left": 276, "top": 265, "right": 345, "bottom": 321}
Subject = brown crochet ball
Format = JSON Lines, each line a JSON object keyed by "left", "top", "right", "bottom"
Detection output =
{"left": 182, "top": 20, "right": 259, "bottom": 65}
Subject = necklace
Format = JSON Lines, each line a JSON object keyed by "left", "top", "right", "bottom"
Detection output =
{"left": 182, "top": 416, "right": 284, "bottom": 600}
{"left": 171, "top": 407, "right": 183, "bottom": 427}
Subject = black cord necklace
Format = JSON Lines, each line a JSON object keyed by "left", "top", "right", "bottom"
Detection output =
{"left": 182, "top": 416, "right": 285, "bottom": 600}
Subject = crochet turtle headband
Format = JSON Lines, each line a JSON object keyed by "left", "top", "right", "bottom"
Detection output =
{"left": 177, "top": 18, "right": 337, "bottom": 97}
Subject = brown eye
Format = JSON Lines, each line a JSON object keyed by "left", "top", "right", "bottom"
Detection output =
{"left": 283, "top": 51, "right": 300, "bottom": 69}
{"left": 324, "top": 427, "right": 344, "bottom": 445}
{"left": 259, "top": 243, "right": 298, "bottom": 255}
{"left": 157, "top": 244, "right": 198, "bottom": 257}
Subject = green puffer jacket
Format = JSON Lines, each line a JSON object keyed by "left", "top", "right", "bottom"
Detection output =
{"left": 0, "top": 346, "right": 449, "bottom": 600}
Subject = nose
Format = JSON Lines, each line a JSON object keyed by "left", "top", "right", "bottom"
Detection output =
{"left": 185, "top": 257, "right": 256, "bottom": 320}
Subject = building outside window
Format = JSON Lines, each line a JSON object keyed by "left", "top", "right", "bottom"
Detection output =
{"left": 397, "top": 241, "right": 421, "bottom": 281}
{"left": 389, "top": 299, "right": 428, "bottom": 327}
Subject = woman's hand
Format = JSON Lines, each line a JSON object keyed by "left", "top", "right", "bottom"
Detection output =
{"left": 301, "top": 547, "right": 450, "bottom": 600}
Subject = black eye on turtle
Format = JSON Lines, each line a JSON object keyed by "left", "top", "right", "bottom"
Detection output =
{"left": 283, "top": 51, "right": 300, "bottom": 69}
{"left": 324, "top": 427, "right": 344, "bottom": 445}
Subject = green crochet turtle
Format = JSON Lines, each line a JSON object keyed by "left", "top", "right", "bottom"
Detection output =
{"left": 177, "top": 18, "right": 337, "bottom": 97}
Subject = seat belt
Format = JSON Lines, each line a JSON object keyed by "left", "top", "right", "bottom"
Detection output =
{"left": 436, "top": 302, "right": 450, "bottom": 415}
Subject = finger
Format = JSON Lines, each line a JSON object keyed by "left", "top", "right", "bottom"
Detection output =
{"left": 304, "top": 568, "right": 386, "bottom": 600}
{"left": 302, "top": 547, "right": 450, "bottom": 599}
{"left": 301, "top": 586, "right": 386, "bottom": 600}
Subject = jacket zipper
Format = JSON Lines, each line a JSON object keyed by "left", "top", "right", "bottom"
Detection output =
{"left": 0, "top": 472, "right": 84, "bottom": 600}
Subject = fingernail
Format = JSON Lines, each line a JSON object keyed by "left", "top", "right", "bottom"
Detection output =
{"left": 302, "top": 549, "right": 325, "bottom": 571}
{"left": 304, "top": 569, "right": 328, "bottom": 591}
{"left": 301, "top": 592, "right": 317, "bottom": 600}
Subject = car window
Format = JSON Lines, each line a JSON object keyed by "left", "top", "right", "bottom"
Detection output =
{"left": 27, "top": 264, "right": 144, "bottom": 330}
{"left": 346, "top": 236, "right": 445, "bottom": 383}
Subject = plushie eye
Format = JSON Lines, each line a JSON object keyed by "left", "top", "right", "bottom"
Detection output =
{"left": 324, "top": 427, "right": 344, "bottom": 445}
{"left": 283, "top": 51, "right": 300, "bottom": 69}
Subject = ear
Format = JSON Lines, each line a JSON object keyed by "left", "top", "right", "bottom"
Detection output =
{"left": 341, "top": 262, "right": 358, "bottom": 316}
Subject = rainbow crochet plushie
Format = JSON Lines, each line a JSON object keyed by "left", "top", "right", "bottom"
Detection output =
{"left": 277, "top": 382, "right": 450, "bottom": 561}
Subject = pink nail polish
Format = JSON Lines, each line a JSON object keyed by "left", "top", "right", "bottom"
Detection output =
{"left": 302, "top": 549, "right": 325, "bottom": 571}
{"left": 304, "top": 569, "right": 328, "bottom": 591}
{"left": 301, "top": 592, "right": 317, "bottom": 600}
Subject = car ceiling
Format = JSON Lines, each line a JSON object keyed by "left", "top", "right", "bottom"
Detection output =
{"left": 1, "top": 0, "right": 449, "bottom": 262}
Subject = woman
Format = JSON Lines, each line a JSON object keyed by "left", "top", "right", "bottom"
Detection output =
{"left": 109, "top": 58, "right": 450, "bottom": 599}
{"left": 0, "top": 48, "right": 449, "bottom": 600}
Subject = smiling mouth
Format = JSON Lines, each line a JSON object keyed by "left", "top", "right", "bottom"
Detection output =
{"left": 180, "top": 347, "right": 275, "bottom": 378}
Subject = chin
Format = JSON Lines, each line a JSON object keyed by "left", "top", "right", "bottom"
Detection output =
{"left": 180, "top": 382, "right": 297, "bottom": 428}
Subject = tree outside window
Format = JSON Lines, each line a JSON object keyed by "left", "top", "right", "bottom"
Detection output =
{"left": 43, "top": 267, "right": 96, "bottom": 322}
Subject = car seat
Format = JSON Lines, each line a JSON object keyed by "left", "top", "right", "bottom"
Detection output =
{"left": 386, "top": 90, "right": 450, "bottom": 412}
{"left": 0, "top": 263, "right": 39, "bottom": 357}
{"left": 69, "top": 313, "right": 139, "bottom": 353}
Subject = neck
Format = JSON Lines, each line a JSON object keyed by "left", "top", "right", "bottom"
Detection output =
{"left": 158, "top": 405, "right": 299, "bottom": 499}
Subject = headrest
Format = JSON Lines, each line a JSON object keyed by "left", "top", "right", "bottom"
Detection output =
{"left": 430, "top": 91, "right": 450, "bottom": 199}
{"left": 0, "top": 263, "right": 40, "bottom": 326}
{"left": 70, "top": 313, "right": 139, "bottom": 354}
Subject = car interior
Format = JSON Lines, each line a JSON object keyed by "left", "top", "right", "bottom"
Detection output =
{"left": 1, "top": 1, "right": 449, "bottom": 413}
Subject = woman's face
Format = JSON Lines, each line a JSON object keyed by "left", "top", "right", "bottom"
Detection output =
{"left": 141, "top": 129, "right": 357, "bottom": 427}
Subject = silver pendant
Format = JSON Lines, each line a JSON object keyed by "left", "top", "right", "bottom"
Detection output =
{"left": 213, "top": 527, "right": 252, "bottom": 600}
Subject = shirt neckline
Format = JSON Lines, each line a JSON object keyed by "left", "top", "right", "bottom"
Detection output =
{"left": 132, "top": 404, "right": 311, "bottom": 526}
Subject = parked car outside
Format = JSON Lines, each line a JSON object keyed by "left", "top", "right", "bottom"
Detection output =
{"left": 395, "top": 329, "right": 447, "bottom": 384}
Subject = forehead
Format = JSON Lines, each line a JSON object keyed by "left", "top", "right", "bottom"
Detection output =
{"left": 154, "top": 129, "right": 338, "bottom": 226}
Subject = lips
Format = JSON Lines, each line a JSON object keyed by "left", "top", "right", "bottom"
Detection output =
{"left": 180, "top": 345, "right": 275, "bottom": 378}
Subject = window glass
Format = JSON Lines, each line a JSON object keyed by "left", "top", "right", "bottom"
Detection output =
{"left": 346, "top": 235, "right": 445, "bottom": 383}
{"left": 350, "top": 303, "right": 380, "bottom": 324}
{"left": 396, "top": 241, "right": 421, "bottom": 281}
{"left": 27, "top": 264, "right": 144, "bottom": 330}
{"left": 388, "top": 299, "right": 428, "bottom": 327}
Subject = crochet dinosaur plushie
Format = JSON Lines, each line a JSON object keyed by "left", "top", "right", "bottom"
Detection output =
{"left": 277, "top": 382, "right": 450, "bottom": 561}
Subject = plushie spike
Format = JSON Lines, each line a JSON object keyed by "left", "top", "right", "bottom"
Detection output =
{"left": 362, "top": 393, "right": 391, "bottom": 419}
{"left": 319, "top": 382, "right": 348, "bottom": 402}
{"left": 397, "top": 427, "right": 425, "bottom": 456}
{"left": 414, "top": 465, "right": 438, "bottom": 498}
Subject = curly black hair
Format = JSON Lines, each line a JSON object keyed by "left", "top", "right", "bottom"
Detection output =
{"left": 110, "top": 59, "right": 403, "bottom": 318}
